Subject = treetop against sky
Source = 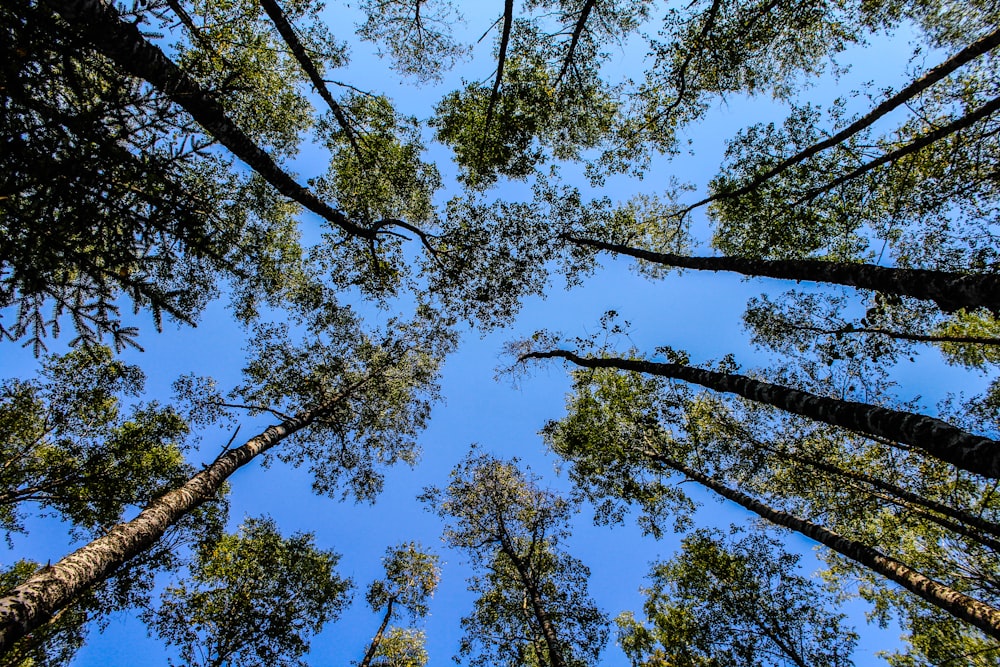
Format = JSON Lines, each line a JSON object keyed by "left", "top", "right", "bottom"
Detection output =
{"left": 2, "top": 0, "right": 1000, "bottom": 665}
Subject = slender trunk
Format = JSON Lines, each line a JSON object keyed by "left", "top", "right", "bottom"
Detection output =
{"left": 555, "top": 0, "right": 596, "bottom": 86}
{"left": 784, "top": 322, "right": 1000, "bottom": 347}
{"left": 0, "top": 400, "right": 334, "bottom": 653}
{"left": 522, "top": 349, "right": 1000, "bottom": 478}
{"left": 256, "top": 0, "right": 364, "bottom": 162}
{"left": 674, "top": 25, "right": 1000, "bottom": 217}
{"left": 498, "top": 543, "right": 567, "bottom": 667}
{"left": 798, "top": 93, "right": 1000, "bottom": 204}
{"left": 37, "top": 0, "right": 374, "bottom": 240}
{"left": 643, "top": 448, "right": 1000, "bottom": 640}
{"left": 637, "top": 0, "right": 723, "bottom": 131}
{"left": 480, "top": 0, "right": 515, "bottom": 149}
{"left": 564, "top": 235, "right": 1000, "bottom": 313}
{"left": 762, "top": 443, "right": 1000, "bottom": 543}
{"left": 358, "top": 598, "right": 394, "bottom": 667}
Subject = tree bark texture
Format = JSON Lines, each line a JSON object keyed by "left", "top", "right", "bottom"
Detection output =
{"left": 645, "top": 449, "right": 1000, "bottom": 641}
{"left": 0, "top": 404, "right": 326, "bottom": 653}
{"left": 565, "top": 235, "right": 1000, "bottom": 313}
{"left": 524, "top": 349, "right": 1000, "bottom": 479}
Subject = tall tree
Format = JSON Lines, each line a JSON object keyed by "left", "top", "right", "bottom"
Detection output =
{"left": 519, "top": 345, "right": 1000, "bottom": 479}
{"left": 617, "top": 528, "right": 858, "bottom": 667}
{"left": 422, "top": 452, "right": 608, "bottom": 667}
{"left": 145, "top": 516, "right": 352, "bottom": 667}
{"left": 359, "top": 542, "right": 440, "bottom": 667}
{"left": 0, "top": 306, "right": 454, "bottom": 653}
{"left": 537, "top": 359, "right": 1000, "bottom": 658}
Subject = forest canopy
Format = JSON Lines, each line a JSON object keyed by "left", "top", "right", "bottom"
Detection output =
{"left": 2, "top": 0, "right": 1000, "bottom": 665}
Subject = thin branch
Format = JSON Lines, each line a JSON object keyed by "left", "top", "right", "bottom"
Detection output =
{"left": 673, "top": 25, "right": 1000, "bottom": 217}
{"left": 795, "top": 94, "right": 1000, "bottom": 204}
{"left": 257, "top": 0, "right": 365, "bottom": 163}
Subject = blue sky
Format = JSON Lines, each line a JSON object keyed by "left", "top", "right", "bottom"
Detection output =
{"left": 2, "top": 2, "right": 991, "bottom": 665}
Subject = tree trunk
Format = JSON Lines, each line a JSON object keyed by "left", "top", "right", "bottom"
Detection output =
{"left": 643, "top": 448, "right": 1000, "bottom": 640}
{"left": 761, "top": 443, "right": 1000, "bottom": 543}
{"left": 257, "top": 0, "right": 363, "bottom": 162}
{"left": 555, "top": 0, "right": 596, "bottom": 85}
{"left": 499, "top": 544, "right": 567, "bottom": 667}
{"left": 674, "top": 25, "right": 1000, "bottom": 217}
{"left": 523, "top": 349, "right": 1000, "bottom": 478}
{"left": 563, "top": 235, "right": 1000, "bottom": 313}
{"left": 358, "top": 598, "right": 394, "bottom": 667}
{"left": 0, "top": 399, "right": 335, "bottom": 653}
{"left": 36, "top": 0, "right": 372, "bottom": 240}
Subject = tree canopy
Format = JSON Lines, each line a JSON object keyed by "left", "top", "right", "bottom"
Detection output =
{"left": 3, "top": 0, "right": 1000, "bottom": 665}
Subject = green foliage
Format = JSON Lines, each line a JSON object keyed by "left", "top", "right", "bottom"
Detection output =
{"left": 366, "top": 628, "right": 428, "bottom": 667}
{"left": 356, "top": 0, "right": 467, "bottom": 83}
{"left": 423, "top": 452, "right": 608, "bottom": 667}
{"left": 432, "top": 19, "right": 617, "bottom": 188}
{"left": 315, "top": 94, "right": 441, "bottom": 228}
{"left": 147, "top": 516, "right": 352, "bottom": 667}
{"left": 934, "top": 310, "right": 1000, "bottom": 368}
{"left": 233, "top": 304, "right": 455, "bottom": 501}
{"left": 1, "top": 0, "right": 326, "bottom": 350}
{"left": 366, "top": 543, "right": 440, "bottom": 620}
{"left": 0, "top": 346, "right": 194, "bottom": 539}
{"left": 541, "top": 365, "right": 697, "bottom": 538}
{"left": 168, "top": 0, "right": 345, "bottom": 157}
{"left": 617, "top": 528, "right": 857, "bottom": 667}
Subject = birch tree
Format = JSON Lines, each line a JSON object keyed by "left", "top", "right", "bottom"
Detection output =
{"left": 422, "top": 452, "right": 608, "bottom": 667}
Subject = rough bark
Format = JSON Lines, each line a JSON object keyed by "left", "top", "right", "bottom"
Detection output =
{"left": 563, "top": 235, "right": 1000, "bottom": 313}
{"left": 522, "top": 349, "right": 1000, "bottom": 479}
{"left": 0, "top": 399, "right": 334, "bottom": 653}
{"left": 37, "top": 0, "right": 376, "bottom": 240}
{"left": 644, "top": 448, "right": 1000, "bottom": 640}
{"left": 675, "top": 25, "right": 1000, "bottom": 216}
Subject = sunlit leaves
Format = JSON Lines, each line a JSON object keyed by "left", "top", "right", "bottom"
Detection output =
{"left": 618, "top": 528, "right": 857, "bottom": 667}
{"left": 147, "top": 516, "right": 352, "bottom": 667}
{"left": 356, "top": 0, "right": 468, "bottom": 83}
{"left": 0, "top": 346, "right": 193, "bottom": 539}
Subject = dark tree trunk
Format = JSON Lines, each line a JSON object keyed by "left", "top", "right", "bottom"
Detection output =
{"left": 37, "top": 0, "right": 373, "bottom": 240}
{"left": 555, "top": 0, "right": 596, "bottom": 85}
{"left": 481, "top": 0, "right": 515, "bottom": 143}
{"left": 643, "top": 448, "right": 1000, "bottom": 640}
{"left": 523, "top": 349, "right": 1000, "bottom": 478}
{"left": 564, "top": 235, "right": 1000, "bottom": 313}
{"left": 674, "top": 25, "right": 1000, "bottom": 216}
{"left": 358, "top": 598, "right": 394, "bottom": 667}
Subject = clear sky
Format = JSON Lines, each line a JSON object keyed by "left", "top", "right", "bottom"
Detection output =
{"left": 2, "top": 2, "right": 991, "bottom": 665}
